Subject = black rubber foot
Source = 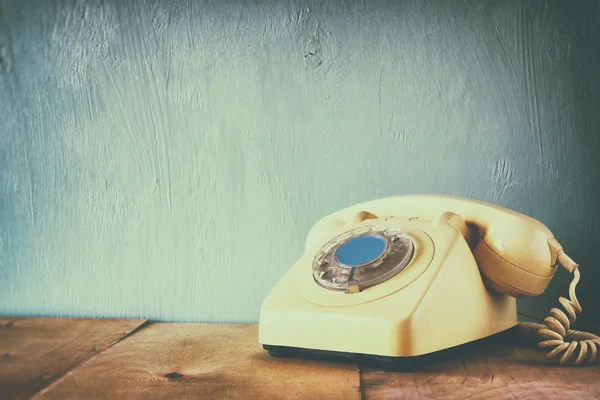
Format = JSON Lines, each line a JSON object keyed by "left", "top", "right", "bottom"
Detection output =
{"left": 263, "top": 344, "right": 437, "bottom": 371}
{"left": 262, "top": 328, "right": 517, "bottom": 372}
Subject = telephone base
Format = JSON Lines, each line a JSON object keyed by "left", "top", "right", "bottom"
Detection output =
{"left": 259, "top": 216, "right": 518, "bottom": 360}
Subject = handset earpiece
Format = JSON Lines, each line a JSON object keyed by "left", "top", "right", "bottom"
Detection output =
{"left": 432, "top": 211, "right": 557, "bottom": 297}
{"left": 471, "top": 217, "right": 557, "bottom": 297}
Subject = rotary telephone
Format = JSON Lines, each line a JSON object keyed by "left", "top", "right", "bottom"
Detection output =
{"left": 259, "top": 195, "right": 599, "bottom": 366}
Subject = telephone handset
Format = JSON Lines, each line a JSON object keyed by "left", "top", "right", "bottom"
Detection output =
{"left": 258, "top": 195, "right": 599, "bottom": 366}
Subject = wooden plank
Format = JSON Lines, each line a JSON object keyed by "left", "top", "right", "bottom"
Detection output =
{"left": 0, "top": 317, "right": 146, "bottom": 400}
{"left": 35, "top": 324, "right": 360, "bottom": 400}
{"left": 360, "top": 330, "right": 600, "bottom": 400}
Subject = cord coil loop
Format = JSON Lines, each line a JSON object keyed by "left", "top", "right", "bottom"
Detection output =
{"left": 535, "top": 269, "right": 600, "bottom": 365}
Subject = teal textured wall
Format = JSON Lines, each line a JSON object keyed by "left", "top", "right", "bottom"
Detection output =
{"left": 1, "top": 0, "right": 599, "bottom": 326}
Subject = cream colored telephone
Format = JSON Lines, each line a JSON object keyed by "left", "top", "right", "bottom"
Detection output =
{"left": 258, "top": 195, "right": 599, "bottom": 365}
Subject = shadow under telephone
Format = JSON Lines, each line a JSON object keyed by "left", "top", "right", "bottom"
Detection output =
{"left": 258, "top": 195, "right": 599, "bottom": 366}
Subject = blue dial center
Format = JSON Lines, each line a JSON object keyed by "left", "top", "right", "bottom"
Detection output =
{"left": 335, "top": 235, "right": 387, "bottom": 267}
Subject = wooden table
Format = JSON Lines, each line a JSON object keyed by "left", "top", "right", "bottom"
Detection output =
{"left": 1, "top": 317, "right": 599, "bottom": 399}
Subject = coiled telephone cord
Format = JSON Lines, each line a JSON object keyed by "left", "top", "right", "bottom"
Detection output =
{"left": 518, "top": 269, "right": 600, "bottom": 365}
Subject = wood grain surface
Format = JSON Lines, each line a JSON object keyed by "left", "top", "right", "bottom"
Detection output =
{"left": 34, "top": 323, "right": 360, "bottom": 400}
{"left": 2, "top": 318, "right": 599, "bottom": 399}
{"left": 360, "top": 333, "right": 600, "bottom": 400}
{"left": 0, "top": 317, "right": 146, "bottom": 400}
